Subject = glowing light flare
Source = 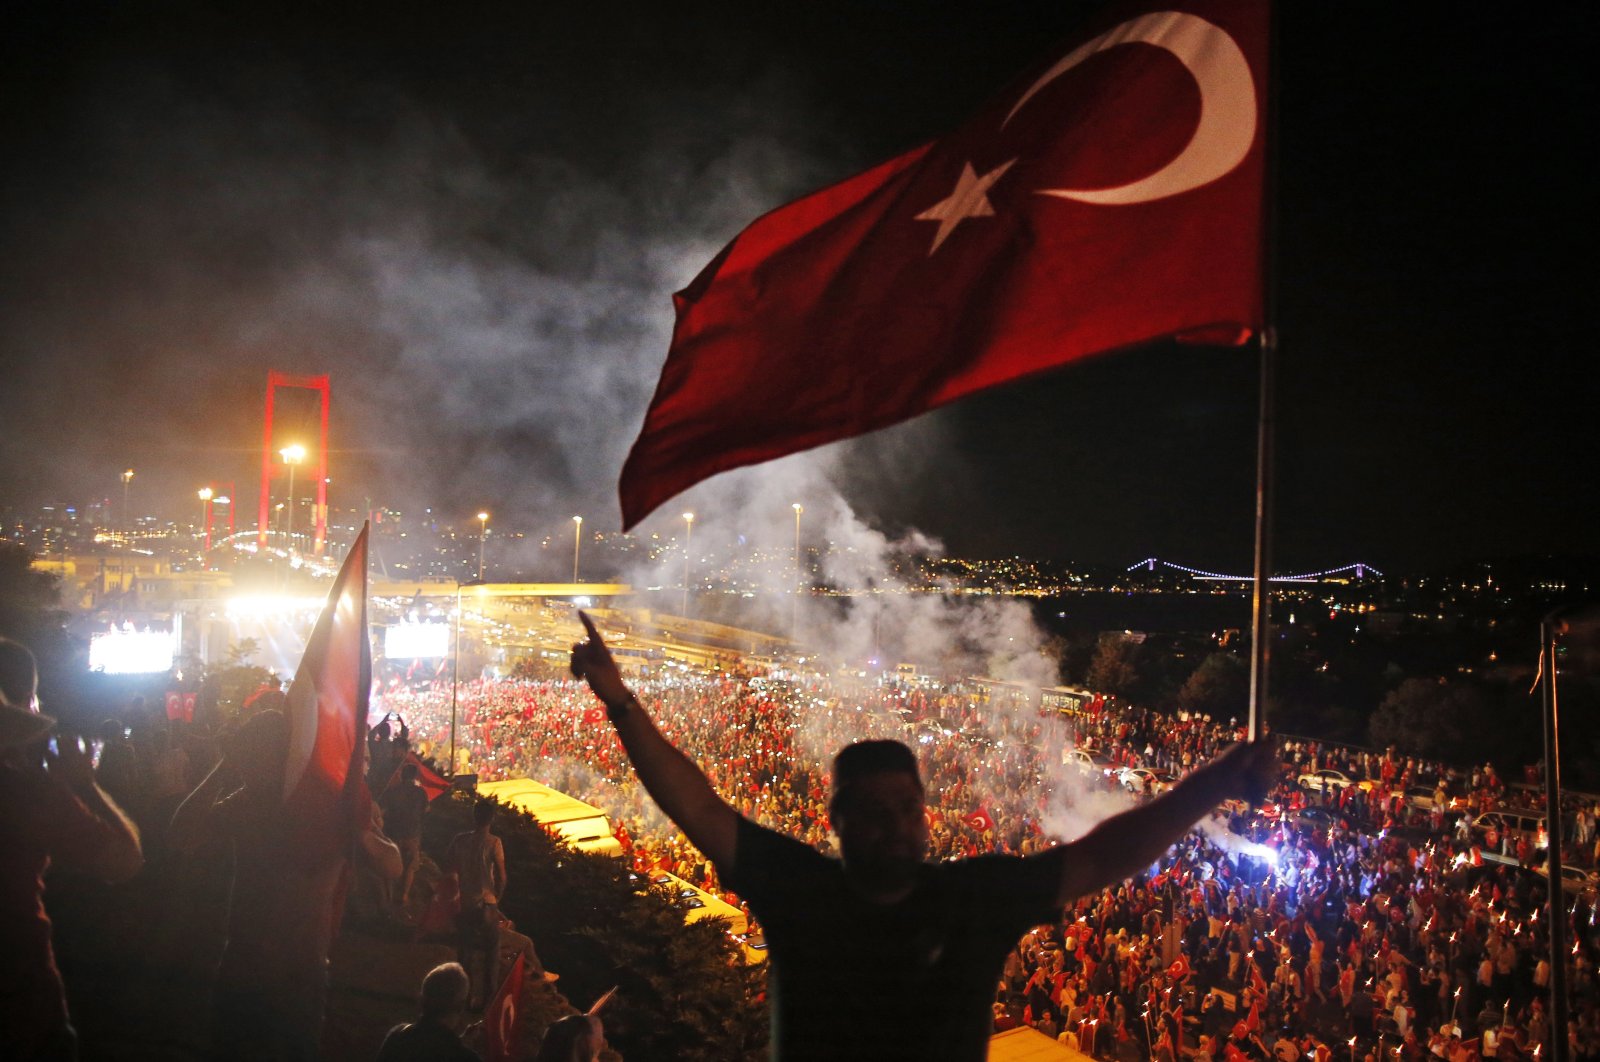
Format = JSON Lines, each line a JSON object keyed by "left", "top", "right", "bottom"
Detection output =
{"left": 89, "top": 627, "right": 175, "bottom": 674}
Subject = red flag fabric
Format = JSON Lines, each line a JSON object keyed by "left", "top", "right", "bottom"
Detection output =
{"left": 966, "top": 805, "right": 996, "bottom": 833}
{"left": 619, "top": 0, "right": 1267, "bottom": 528}
{"left": 485, "top": 951, "right": 527, "bottom": 1062}
{"left": 164, "top": 691, "right": 197, "bottom": 722}
{"left": 405, "top": 750, "right": 451, "bottom": 802}
{"left": 282, "top": 525, "right": 372, "bottom": 868}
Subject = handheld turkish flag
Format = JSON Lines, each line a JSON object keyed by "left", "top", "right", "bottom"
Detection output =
{"left": 404, "top": 750, "right": 451, "bottom": 802}
{"left": 282, "top": 524, "right": 372, "bottom": 868}
{"left": 485, "top": 952, "right": 527, "bottom": 1062}
{"left": 966, "top": 805, "right": 996, "bottom": 833}
{"left": 620, "top": 0, "right": 1267, "bottom": 528}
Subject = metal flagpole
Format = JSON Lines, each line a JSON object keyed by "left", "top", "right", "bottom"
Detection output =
{"left": 1246, "top": 1, "right": 1282, "bottom": 744}
{"left": 1246, "top": 329, "right": 1275, "bottom": 742}
{"left": 1540, "top": 610, "right": 1571, "bottom": 1062}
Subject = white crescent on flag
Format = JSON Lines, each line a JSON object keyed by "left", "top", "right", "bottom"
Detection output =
{"left": 1003, "top": 10, "right": 1257, "bottom": 205}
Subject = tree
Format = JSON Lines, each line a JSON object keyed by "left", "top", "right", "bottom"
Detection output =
{"left": 200, "top": 639, "right": 279, "bottom": 726}
{"left": 1368, "top": 677, "right": 1486, "bottom": 759}
{"left": 1086, "top": 636, "right": 1145, "bottom": 701}
{"left": 1176, "top": 652, "right": 1248, "bottom": 720}
{"left": 0, "top": 541, "right": 78, "bottom": 706}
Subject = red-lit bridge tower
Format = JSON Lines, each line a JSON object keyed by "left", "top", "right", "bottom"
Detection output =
{"left": 258, "top": 372, "right": 329, "bottom": 554}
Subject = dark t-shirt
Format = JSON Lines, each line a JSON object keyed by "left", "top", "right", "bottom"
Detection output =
{"left": 723, "top": 817, "right": 1061, "bottom": 1061}
{"left": 381, "top": 782, "right": 429, "bottom": 842}
{"left": 375, "top": 1017, "right": 482, "bottom": 1062}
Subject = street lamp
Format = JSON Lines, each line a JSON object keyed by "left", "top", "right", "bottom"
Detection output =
{"left": 572, "top": 515, "right": 583, "bottom": 583}
{"left": 792, "top": 502, "right": 803, "bottom": 638}
{"left": 477, "top": 511, "right": 489, "bottom": 581}
{"left": 198, "top": 487, "right": 214, "bottom": 554}
{"left": 121, "top": 469, "right": 134, "bottom": 534}
{"left": 280, "top": 444, "right": 306, "bottom": 554}
{"left": 681, "top": 512, "right": 695, "bottom": 616}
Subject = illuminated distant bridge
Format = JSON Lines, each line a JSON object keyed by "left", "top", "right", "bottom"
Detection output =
{"left": 1124, "top": 558, "right": 1384, "bottom": 583}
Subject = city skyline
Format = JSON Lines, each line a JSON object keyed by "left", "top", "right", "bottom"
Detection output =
{"left": 1, "top": 3, "right": 1594, "bottom": 575}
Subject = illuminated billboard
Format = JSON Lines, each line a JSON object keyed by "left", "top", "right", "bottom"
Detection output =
{"left": 89, "top": 628, "right": 176, "bottom": 674}
{"left": 384, "top": 622, "right": 450, "bottom": 659}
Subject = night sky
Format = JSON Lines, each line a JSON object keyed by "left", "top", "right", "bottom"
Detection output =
{"left": 1, "top": 1, "right": 1594, "bottom": 574}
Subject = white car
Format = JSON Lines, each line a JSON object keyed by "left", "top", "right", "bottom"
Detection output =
{"left": 1297, "top": 769, "right": 1368, "bottom": 794}
{"left": 1119, "top": 766, "right": 1174, "bottom": 795}
{"left": 1067, "top": 748, "right": 1117, "bottom": 778}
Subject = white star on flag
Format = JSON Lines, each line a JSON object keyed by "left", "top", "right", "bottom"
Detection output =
{"left": 914, "top": 159, "right": 1016, "bottom": 254}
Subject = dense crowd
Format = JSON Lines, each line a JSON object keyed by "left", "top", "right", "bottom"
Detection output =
{"left": 375, "top": 667, "right": 1600, "bottom": 1061}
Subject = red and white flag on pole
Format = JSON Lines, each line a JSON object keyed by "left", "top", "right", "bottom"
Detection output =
{"left": 485, "top": 952, "right": 527, "bottom": 1062}
{"left": 283, "top": 523, "right": 372, "bottom": 867}
{"left": 620, "top": 1, "right": 1267, "bottom": 528}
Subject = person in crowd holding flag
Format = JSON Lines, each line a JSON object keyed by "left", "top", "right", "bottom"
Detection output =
{"left": 381, "top": 761, "right": 431, "bottom": 914}
{"left": 169, "top": 704, "right": 349, "bottom": 1060}
{"left": 375, "top": 961, "right": 482, "bottom": 1062}
{"left": 2, "top": 636, "right": 144, "bottom": 1062}
{"left": 571, "top": 612, "right": 1277, "bottom": 1060}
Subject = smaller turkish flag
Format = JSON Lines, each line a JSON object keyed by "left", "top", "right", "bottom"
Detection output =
{"left": 584, "top": 705, "right": 607, "bottom": 726}
{"left": 403, "top": 750, "right": 451, "bottom": 802}
{"left": 282, "top": 525, "right": 371, "bottom": 869}
{"left": 484, "top": 952, "right": 527, "bottom": 1062}
{"left": 966, "top": 806, "right": 996, "bottom": 833}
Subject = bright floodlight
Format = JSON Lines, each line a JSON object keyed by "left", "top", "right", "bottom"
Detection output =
{"left": 89, "top": 628, "right": 175, "bottom": 674}
{"left": 683, "top": 512, "right": 694, "bottom": 523}
{"left": 198, "top": 486, "right": 213, "bottom": 501}
{"left": 384, "top": 622, "right": 450, "bottom": 659}
{"left": 279, "top": 443, "right": 307, "bottom": 464}
{"left": 792, "top": 503, "right": 803, "bottom": 514}
{"left": 477, "top": 512, "right": 489, "bottom": 522}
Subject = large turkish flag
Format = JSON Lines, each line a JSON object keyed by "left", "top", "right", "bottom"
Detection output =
{"left": 620, "top": 1, "right": 1267, "bottom": 529}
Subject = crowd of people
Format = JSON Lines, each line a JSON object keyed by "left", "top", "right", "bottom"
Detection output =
{"left": 376, "top": 664, "right": 1600, "bottom": 1061}
{"left": 10, "top": 617, "right": 1600, "bottom": 1060}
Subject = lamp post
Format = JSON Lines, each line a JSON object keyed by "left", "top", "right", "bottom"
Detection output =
{"left": 198, "top": 487, "right": 214, "bottom": 554}
{"left": 572, "top": 515, "right": 583, "bottom": 583}
{"left": 791, "top": 503, "right": 803, "bottom": 639}
{"left": 477, "top": 512, "right": 489, "bottom": 581}
{"left": 121, "top": 469, "right": 134, "bottom": 535}
{"left": 280, "top": 444, "right": 306, "bottom": 554}
{"left": 681, "top": 512, "right": 695, "bottom": 616}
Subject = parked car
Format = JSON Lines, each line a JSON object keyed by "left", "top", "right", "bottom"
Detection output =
{"left": 1535, "top": 862, "right": 1600, "bottom": 900}
{"left": 1067, "top": 748, "right": 1117, "bottom": 778}
{"left": 1119, "top": 766, "right": 1175, "bottom": 795}
{"left": 1297, "top": 769, "right": 1370, "bottom": 794}
{"left": 1472, "top": 810, "right": 1548, "bottom": 853}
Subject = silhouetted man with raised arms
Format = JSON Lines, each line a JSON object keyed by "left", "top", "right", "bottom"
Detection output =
{"left": 570, "top": 612, "right": 1277, "bottom": 1061}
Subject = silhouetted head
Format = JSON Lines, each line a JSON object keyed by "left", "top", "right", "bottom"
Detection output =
{"left": 229, "top": 709, "right": 289, "bottom": 792}
{"left": 829, "top": 739, "right": 927, "bottom": 898}
{"left": 536, "top": 1013, "right": 605, "bottom": 1062}
{"left": 419, "top": 962, "right": 471, "bottom": 1027}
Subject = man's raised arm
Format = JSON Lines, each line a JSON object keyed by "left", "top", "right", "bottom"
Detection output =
{"left": 1034, "top": 740, "right": 1279, "bottom": 909}
{"left": 569, "top": 612, "right": 740, "bottom": 870}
